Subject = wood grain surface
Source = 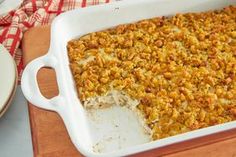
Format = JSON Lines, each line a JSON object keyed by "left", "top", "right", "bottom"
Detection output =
{"left": 22, "top": 26, "right": 236, "bottom": 157}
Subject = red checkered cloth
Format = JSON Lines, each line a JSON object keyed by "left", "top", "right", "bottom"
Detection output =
{"left": 0, "top": 0, "right": 118, "bottom": 83}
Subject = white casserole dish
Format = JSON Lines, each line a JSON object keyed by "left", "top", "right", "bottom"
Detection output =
{"left": 21, "top": 0, "right": 236, "bottom": 156}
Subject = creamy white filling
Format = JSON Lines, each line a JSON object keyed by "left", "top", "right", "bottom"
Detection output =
{"left": 77, "top": 56, "right": 95, "bottom": 65}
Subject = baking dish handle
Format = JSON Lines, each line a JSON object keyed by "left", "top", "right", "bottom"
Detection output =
{"left": 21, "top": 55, "right": 59, "bottom": 111}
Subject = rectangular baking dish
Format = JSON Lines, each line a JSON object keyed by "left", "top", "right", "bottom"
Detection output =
{"left": 21, "top": 0, "right": 236, "bottom": 156}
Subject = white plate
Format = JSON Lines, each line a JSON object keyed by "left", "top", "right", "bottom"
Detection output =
{"left": 0, "top": 0, "right": 5, "bottom": 5}
{"left": 0, "top": 0, "right": 22, "bottom": 15}
{"left": 0, "top": 73, "right": 17, "bottom": 118}
{"left": 0, "top": 44, "right": 17, "bottom": 115}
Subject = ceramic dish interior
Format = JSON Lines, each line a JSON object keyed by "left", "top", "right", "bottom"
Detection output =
{"left": 21, "top": 0, "right": 236, "bottom": 156}
{"left": 0, "top": 44, "right": 17, "bottom": 116}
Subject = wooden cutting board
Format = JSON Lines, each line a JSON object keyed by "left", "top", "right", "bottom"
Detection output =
{"left": 22, "top": 26, "right": 236, "bottom": 157}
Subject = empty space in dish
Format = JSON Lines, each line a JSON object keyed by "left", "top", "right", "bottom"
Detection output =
{"left": 87, "top": 105, "right": 151, "bottom": 153}
{"left": 83, "top": 91, "right": 152, "bottom": 152}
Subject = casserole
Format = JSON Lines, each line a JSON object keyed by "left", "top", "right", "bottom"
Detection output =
{"left": 21, "top": 0, "right": 236, "bottom": 156}
{"left": 67, "top": 5, "right": 236, "bottom": 141}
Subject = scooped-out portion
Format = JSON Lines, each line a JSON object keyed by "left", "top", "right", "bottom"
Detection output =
{"left": 85, "top": 90, "right": 151, "bottom": 153}
{"left": 67, "top": 5, "right": 236, "bottom": 146}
